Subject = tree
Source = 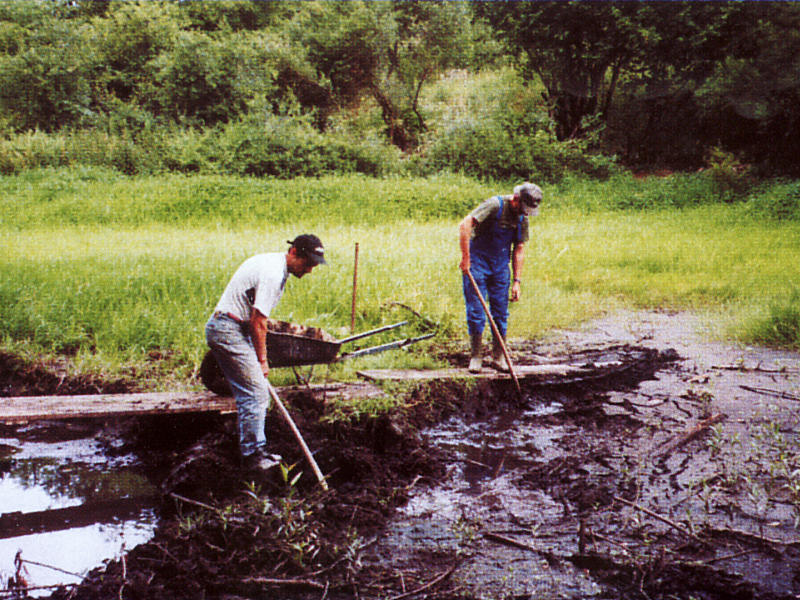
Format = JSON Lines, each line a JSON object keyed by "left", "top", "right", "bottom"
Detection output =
{"left": 475, "top": 1, "right": 652, "bottom": 140}
{"left": 0, "top": 5, "right": 95, "bottom": 130}
{"left": 292, "top": 1, "right": 472, "bottom": 150}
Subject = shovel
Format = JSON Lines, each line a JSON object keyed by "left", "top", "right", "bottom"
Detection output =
{"left": 466, "top": 270, "right": 523, "bottom": 400}
{"left": 266, "top": 381, "right": 328, "bottom": 491}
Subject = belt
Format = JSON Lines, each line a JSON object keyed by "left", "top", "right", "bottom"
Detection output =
{"left": 213, "top": 311, "right": 246, "bottom": 325}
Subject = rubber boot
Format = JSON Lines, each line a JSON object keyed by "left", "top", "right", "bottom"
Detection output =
{"left": 490, "top": 335, "right": 510, "bottom": 372}
{"left": 468, "top": 334, "right": 483, "bottom": 373}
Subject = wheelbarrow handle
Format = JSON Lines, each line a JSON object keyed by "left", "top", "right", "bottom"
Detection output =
{"left": 337, "top": 320, "right": 408, "bottom": 345}
{"left": 339, "top": 332, "right": 436, "bottom": 360}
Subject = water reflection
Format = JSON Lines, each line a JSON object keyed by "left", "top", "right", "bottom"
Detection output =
{"left": 0, "top": 423, "right": 158, "bottom": 594}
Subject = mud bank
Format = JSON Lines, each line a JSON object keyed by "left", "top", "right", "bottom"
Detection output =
{"left": 3, "top": 310, "right": 800, "bottom": 599}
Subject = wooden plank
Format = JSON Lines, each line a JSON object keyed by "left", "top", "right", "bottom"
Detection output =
{"left": 356, "top": 363, "right": 593, "bottom": 382}
{"left": 0, "top": 382, "right": 388, "bottom": 423}
{"left": 0, "top": 391, "right": 236, "bottom": 423}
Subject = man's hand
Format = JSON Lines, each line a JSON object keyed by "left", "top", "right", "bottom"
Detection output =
{"left": 459, "top": 257, "right": 471, "bottom": 274}
{"left": 260, "top": 360, "right": 269, "bottom": 378}
{"left": 510, "top": 279, "right": 521, "bottom": 302}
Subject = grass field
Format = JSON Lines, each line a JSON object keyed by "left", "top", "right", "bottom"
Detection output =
{"left": 2, "top": 168, "right": 798, "bottom": 388}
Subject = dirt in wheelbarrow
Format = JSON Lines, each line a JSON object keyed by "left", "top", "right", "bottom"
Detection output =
{"left": 28, "top": 310, "right": 800, "bottom": 599}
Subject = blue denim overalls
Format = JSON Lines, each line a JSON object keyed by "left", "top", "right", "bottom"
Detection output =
{"left": 462, "top": 196, "right": 524, "bottom": 338}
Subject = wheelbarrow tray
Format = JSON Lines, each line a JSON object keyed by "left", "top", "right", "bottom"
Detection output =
{"left": 200, "top": 319, "right": 432, "bottom": 396}
{"left": 265, "top": 320, "right": 341, "bottom": 367}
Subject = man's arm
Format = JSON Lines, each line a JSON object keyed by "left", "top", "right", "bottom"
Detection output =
{"left": 249, "top": 308, "right": 270, "bottom": 377}
{"left": 510, "top": 243, "right": 525, "bottom": 302}
{"left": 458, "top": 215, "right": 476, "bottom": 274}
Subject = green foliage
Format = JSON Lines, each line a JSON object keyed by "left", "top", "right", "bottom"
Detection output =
{"left": 420, "top": 119, "right": 616, "bottom": 183}
{"left": 705, "top": 147, "right": 755, "bottom": 200}
{"left": 0, "top": 15, "right": 95, "bottom": 131}
{"left": 0, "top": 168, "right": 486, "bottom": 229}
{"left": 746, "top": 181, "right": 800, "bottom": 221}
{"left": 217, "top": 113, "right": 400, "bottom": 178}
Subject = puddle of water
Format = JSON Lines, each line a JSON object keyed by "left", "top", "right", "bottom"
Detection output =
{"left": 0, "top": 423, "right": 158, "bottom": 594}
{"left": 366, "top": 401, "right": 603, "bottom": 598}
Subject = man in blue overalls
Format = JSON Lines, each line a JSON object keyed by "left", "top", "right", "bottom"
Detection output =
{"left": 459, "top": 183, "right": 542, "bottom": 372}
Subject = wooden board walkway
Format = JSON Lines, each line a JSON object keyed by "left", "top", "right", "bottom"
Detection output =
{"left": 0, "top": 382, "right": 386, "bottom": 423}
{"left": 0, "top": 390, "right": 236, "bottom": 423}
{"left": 0, "top": 362, "right": 622, "bottom": 423}
{"left": 356, "top": 363, "right": 604, "bottom": 382}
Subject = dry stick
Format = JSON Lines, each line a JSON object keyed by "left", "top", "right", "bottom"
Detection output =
{"left": 654, "top": 413, "right": 726, "bottom": 458}
{"left": 19, "top": 558, "right": 82, "bottom": 579}
{"left": 169, "top": 492, "right": 221, "bottom": 514}
{"left": 713, "top": 364, "right": 798, "bottom": 374}
{"left": 243, "top": 576, "right": 326, "bottom": 590}
{"left": 465, "top": 270, "right": 522, "bottom": 400}
{"left": 699, "top": 549, "right": 755, "bottom": 565}
{"left": 386, "top": 564, "right": 458, "bottom": 600}
{"left": 740, "top": 385, "right": 800, "bottom": 402}
{"left": 267, "top": 382, "right": 329, "bottom": 491}
{"left": 483, "top": 531, "right": 537, "bottom": 553}
{"left": 613, "top": 496, "right": 705, "bottom": 544}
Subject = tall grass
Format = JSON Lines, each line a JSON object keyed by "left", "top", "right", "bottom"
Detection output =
{"left": 2, "top": 168, "right": 799, "bottom": 388}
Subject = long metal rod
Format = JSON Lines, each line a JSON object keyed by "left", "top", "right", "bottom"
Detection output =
{"left": 337, "top": 320, "right": 408, "bottom": 345}
{"left": 466, "top": 270, "right": 523, "bottom": 399}
{"left": 266, "top": 382, "right": 328, "bottom": 491}
{"left": 339, "top": 333, "right": 436, "bottom": 360}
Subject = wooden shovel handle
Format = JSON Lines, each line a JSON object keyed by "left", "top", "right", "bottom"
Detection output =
{"left": 266, "top": 382, "right": 328, "bottom": 491}
{"left": 466, "top": 270, "right": 523, "bottom": 399}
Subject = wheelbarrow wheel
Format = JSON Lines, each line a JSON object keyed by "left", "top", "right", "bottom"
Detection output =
{"left": 200, "top": 350, "right": 231, "bottom": 396}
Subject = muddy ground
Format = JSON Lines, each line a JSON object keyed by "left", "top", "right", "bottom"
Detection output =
{"left": 4, "top": 310, "right": 800, "bottom": 599}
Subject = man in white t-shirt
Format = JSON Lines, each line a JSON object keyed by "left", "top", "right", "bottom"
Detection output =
{"left": 205, "top": 234, "right": 326, "bottom": 476}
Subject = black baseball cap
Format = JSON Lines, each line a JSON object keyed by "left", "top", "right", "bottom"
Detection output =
{"left": 288, "top": 234, "right": 326, "bottom": 265}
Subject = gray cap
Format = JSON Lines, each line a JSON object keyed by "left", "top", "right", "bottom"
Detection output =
{"left": 514, "top": 182, "right": 543, "bottom": 216}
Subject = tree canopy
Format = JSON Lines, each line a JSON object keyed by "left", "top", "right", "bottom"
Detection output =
{"left": 0, "top": 0, "right": 798, "bottom": 175}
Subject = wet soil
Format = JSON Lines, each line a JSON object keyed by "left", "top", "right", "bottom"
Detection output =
{"left": 3, "top": 310, "right": 800, "bottom": 599}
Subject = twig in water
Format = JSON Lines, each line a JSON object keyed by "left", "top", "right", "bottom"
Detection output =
{"left": 613, "top": 496, "right": 705, "bottom": 544}
{"left": 386, "top": 564, "right": 457, "bottom": 600}
{"left": 713, "top": 364, "right": 797, "bottom": 374}
{"left": 699, "top": 549, "right": 755, "bottom": 565}
{"left": 740, "top": 385, "right": 800, "bottom": 402}
{"left": 483, "top": 531, "right": 537, "bottom": 553}
{"left": 19, "top": 558, "right": 82, "bottom": 579}
{"left": 654, "top": 413, "right": 725, "bottom": 458}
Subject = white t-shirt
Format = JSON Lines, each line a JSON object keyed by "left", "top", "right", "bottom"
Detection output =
{"left": 213, "top": 253, "right": 288, "bottom": 322}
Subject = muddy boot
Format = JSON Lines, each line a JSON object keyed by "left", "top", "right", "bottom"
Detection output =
{"left": 468, "top": 334, "right": 483, "bottom": 373}
{"left": 490, "top": 336, "right": 510, "bottom": 372}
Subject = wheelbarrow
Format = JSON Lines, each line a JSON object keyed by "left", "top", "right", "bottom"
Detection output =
{"left": 200, "top": 319, "right": 435, "bottom": 395}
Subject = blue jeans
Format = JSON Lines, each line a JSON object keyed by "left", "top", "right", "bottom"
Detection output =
{"left": 205, "top": 314, "right": 270, "bottom": 456}
{"left": 463, "top": 256, "right": 510, "bottom": 338}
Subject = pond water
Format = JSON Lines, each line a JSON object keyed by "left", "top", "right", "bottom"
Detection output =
{"left": 0, "top": 422, "right": 158, "bottom": 595}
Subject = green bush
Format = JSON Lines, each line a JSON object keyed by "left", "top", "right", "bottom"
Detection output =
{"left": 217, "top": 113, "right": 400, "bottom": 177}
{"left": 746, "top": 180, "right": 800, "bottom": 220}
{"left": 419, "top": 118, "right": 617, "bottom": 183}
